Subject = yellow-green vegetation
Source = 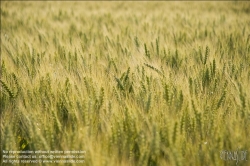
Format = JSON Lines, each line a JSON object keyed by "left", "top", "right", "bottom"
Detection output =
{"left": 1, "top": 1, "right": 250, "bottom": 166}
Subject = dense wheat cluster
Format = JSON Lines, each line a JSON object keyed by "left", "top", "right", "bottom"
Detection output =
{"left": 1, "top": 1, "right": 250, "bottom": 166}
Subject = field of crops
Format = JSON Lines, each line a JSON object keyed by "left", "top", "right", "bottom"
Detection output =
{"left": 1, "top": 1, "right": 250, "bottom": 166}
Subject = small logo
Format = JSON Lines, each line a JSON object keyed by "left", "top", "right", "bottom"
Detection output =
{"left": 220, "top": 148, "right": 247, "bottom": 165}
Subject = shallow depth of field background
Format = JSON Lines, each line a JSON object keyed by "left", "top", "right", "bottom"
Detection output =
{"left": 1, "top": 1, "right": 250, "bottom": 166}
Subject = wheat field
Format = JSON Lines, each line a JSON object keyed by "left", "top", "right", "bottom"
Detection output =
{"left": 1, "top": 1, "right": 250, "bottom": 166}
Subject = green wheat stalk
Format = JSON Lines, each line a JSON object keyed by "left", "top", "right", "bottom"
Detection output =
{"left": 144, "top": 63, "right": 164, "bottom": 76}
{"left": 0, "top": 80, "right": 15, "bottom": 99}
